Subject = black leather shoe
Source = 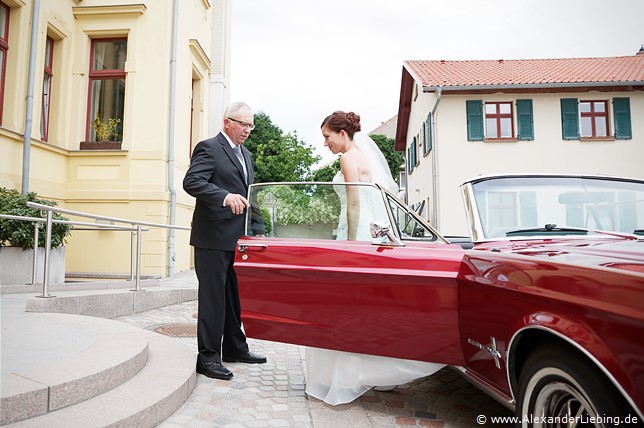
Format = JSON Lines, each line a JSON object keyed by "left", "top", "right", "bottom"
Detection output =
{"left": 222, "top": 351, "right": 267, "bottom": 364}
{"left": 196, "top": 361, "right": 233, "bottom": 380}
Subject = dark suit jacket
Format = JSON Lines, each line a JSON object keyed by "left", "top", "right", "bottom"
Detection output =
{"left": 183, "top": 132, "right": 263, "bottom": 251}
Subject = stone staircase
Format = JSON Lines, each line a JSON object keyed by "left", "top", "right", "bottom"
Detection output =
{"left": 0, "top": 272, "right": 198, "bottom": 426}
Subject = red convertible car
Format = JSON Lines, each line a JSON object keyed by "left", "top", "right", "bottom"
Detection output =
{"left": 236, "top": 174, "right": 644, "bottom": 426}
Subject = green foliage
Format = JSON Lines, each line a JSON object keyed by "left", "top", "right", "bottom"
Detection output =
{"left": 244, "top": 112, "right": 321, "bottom": 183}
{"left": 370, "top": 134, "right": 405, "bottom": 181}
{"left": 260, "top": 207, "right": 272, "bottom": 235}
{"left": 311, "top": 159, "right": 340, "bottom": 182}
{"left": 0, "top": 188, "right": 72, "bottom": 249}
{"left": 259, "top": 185, "right": 340, "bottom": 226}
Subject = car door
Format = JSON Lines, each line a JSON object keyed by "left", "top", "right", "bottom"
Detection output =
{"left": 236, "top": 183, "right": 466, "bottom": 365}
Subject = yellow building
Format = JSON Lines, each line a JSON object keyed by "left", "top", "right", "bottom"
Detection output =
{"left": 0, "top": 0, "right": 231, "bottom": 277}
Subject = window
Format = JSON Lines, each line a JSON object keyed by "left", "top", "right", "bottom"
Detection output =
{"left": 580, "top": 101, "right": 609, "bottom": 138}
{"left": 0, "top": 1, "right": 9, "bottom": 125}
{"left": 86, "top": 38, "right": 127, "bottom": 144}
{"left": 561, "top": 97, "right": 631, "bottom": 140}
{"left": 485, "top": 102, "right": 514, "bottom": 139}
{"left": 468, "top": 99, "right": 533, "bottom": 141}
{"left": 41, "top": 36, "right": 53, "bottom": 141}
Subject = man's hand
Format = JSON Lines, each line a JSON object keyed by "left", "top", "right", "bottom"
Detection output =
{"left": 224, "top": 193, "right": 250, "bottom": 215}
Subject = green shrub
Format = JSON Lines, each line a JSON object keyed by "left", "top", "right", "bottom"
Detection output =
{"left": 0, "top": 187, "right": 72, "bottom": 249}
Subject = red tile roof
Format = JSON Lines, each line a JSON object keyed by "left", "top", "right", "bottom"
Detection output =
{"left": 404, "top": 55, "right": 644, "bottom": 89}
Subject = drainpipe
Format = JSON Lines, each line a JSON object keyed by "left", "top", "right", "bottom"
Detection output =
{"left": 166, "top": 0, "right": 179, "bottom": 277}
{"left": 21, "top": 0, "right": 40, "bottom": 195}
{"left": 430, "top": 86, "right": 442, "bottom": 227}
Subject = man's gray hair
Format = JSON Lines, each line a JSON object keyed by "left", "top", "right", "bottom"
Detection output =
{"left": 224, "top": 102, "right": 252, "bottom": 119}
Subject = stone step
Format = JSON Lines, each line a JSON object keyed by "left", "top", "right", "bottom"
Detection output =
{"left": 0, "top": 278, "right": 161, "bottom": 295}
{"left": 1, "top": 315, "right": 195, "bottom": 427}
{"left": 1, "top": 313, "right": 148, "bottom": 424}
{"left": 24, "top": 287, "right": 197, "bottom": 319}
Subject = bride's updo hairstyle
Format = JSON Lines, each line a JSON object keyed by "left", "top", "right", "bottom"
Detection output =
{"left": 321, "top": 111, "right": 362, "bottom": 140}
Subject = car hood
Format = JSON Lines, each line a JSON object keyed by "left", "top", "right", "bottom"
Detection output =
{"left": 473, "top": 236, "right": 644, "bottom": 276}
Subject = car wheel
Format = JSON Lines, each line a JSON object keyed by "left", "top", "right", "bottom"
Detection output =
{"left": 516, "top": 343, "right": 636, "bottom": 428}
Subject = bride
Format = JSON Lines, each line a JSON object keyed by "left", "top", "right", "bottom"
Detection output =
{"left": 305, "top": 111, "right": 444, "bottom": 405}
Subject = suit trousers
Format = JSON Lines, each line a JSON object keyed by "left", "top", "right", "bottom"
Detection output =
{"left": 194, "top": 247, "right": 249, "bottom": 363}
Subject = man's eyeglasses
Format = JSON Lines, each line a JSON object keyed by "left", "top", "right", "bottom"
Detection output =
{"left": 227, "top": 117, "right": 255, "bottom": 131}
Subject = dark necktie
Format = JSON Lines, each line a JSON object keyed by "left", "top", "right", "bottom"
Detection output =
{"left": 232, "top": 145, "right": 248, "bottom": 183}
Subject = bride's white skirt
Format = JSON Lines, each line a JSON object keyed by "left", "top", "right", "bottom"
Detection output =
{"left": 305, "top": 347, "right": 445, "bottom": 405}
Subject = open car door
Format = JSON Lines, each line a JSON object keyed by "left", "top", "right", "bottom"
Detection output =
{"left": 236, "top": 182, "right": 466, "bottom": 365}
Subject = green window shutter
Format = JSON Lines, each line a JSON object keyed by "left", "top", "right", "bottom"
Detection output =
{"left": 516, "top": 99, "right": 534, "bottom": 141}
{"left": 466, "top": 100, "right": 484, "bottom": 141}
{"left": 422, "top": 122, "right": 427, "bottom": 154}
{"left": 560, "top": 98, "right": 579, "bottom": 140}
{"left": 613, "top": 97, "right": 632, "bottom": 140}
{"left": 426, "top": 112, "right": 433, "bottom": 153}
{"left": 412, "top": 136, "right": 417, "bottom": 166}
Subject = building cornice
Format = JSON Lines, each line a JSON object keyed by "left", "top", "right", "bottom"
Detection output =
{"left": 72, "top": 4, "right": 146, "bottom": 19}
{"left": 422, "top": 81, "right": 644, "bottom": 94}
{"left": 190, "top": 39, "right": 211, "bottom": 73}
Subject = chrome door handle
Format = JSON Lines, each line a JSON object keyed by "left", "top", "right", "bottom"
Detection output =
{"left": 238, "top": 243, "right": 268, "bottom": 252}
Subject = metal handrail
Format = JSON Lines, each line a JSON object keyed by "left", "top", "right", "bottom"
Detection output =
{"left": 0, "top": 213, "right": 142, "bottom": 289}
{"left": 1, "top": 202, "right": 189, "bottom": 297}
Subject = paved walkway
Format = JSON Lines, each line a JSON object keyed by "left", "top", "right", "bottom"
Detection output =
{"left": 116, "top": 298, "right": 514, "bottom": 428}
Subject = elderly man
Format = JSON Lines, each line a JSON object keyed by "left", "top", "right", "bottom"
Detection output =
{"left": 183, "top": 102, "right": 265, "bottom": 380}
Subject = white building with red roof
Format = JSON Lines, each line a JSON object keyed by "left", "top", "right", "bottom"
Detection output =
{"left": 395, "top": 50, "right": 644, "bottom": 236}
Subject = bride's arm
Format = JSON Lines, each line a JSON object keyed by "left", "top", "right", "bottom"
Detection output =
{"left": 341, "top": 155, "right": 361, "bottom": 240}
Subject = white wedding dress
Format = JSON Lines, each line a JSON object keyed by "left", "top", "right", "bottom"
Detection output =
{"left": 331, "top": 171, "right": 385, "bottom": 241}
{"left": 305, "top": 133, "right": 445, "bottom": 405}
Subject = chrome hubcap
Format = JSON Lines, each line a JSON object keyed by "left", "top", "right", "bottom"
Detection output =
{"left": 532, "top": 381, "right": 602, "bottom": 428}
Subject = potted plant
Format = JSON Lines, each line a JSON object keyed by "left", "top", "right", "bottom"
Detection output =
{"left": 0, "top": 187, "right": 72, "bottom": 285}
{"left": 92, "top": 114, "right": 121, "bottom": 142}
{"left": 80, "top": 114, "right": 122, "bottom": 150}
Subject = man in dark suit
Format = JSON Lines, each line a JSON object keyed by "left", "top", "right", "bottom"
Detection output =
{"left": 183, "top": 102, "right": 266, "bottom": 380}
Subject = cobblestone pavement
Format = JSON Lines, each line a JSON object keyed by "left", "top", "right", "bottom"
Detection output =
{"left": 116, "top": 301, "right": 514, "bottom": 428}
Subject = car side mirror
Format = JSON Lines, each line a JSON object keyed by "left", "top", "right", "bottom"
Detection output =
{"left": 370, "top": 221, "right": 405, "bottom": 246}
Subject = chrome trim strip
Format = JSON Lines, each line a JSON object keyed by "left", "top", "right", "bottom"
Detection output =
{"left": 453, "top": 366, "right": 515, "bottom": 411}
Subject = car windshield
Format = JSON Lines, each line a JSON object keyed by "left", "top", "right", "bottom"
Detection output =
{"left": 464, "top": 176, "right": 644, "bottom": 241}
{"left": 246, "top": 182, "right": 442, "bottom": 243}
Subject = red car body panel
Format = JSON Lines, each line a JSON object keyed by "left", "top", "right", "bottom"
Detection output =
{"left": 236, "top": 237, "right": 467, "bottom": 364}
{"left": 458, "top": 237, "right": 644, "bottom": 412}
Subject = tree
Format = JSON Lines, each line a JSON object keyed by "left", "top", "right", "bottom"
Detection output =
{"left": 244, "top": 112, "right": 320, "bottom": 183}
{"left": 310, "top": 160, "right": 340, "bottom": 182}
{"left": 370, "top": 134, "right": 405, "bottom": 181}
